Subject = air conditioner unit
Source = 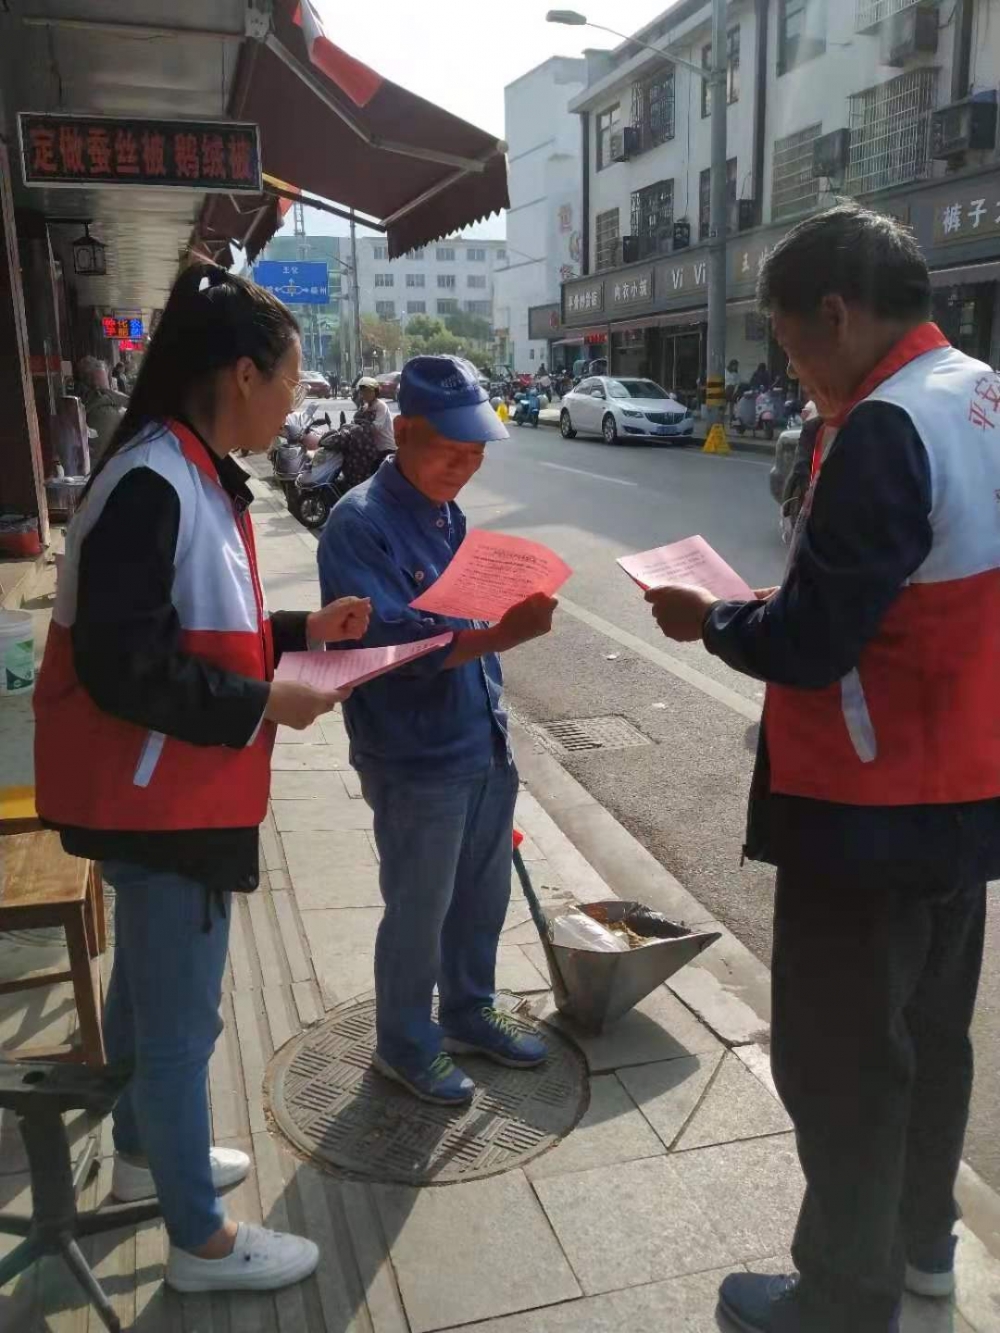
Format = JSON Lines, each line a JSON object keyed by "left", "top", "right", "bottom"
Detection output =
{"left": 882, "top": 4, "right": 938, "bottom": 66}
{"left": 930, "top": 96, "right": 998, "bottom": 159}
{"left": 672, "top": 219, "right": 691, "bottom": 251}
{"left": 737, "top": 199, "right": 758, "bottom": 232}
{"left": 610, "top": 126, "right": 641, "bottom": 162}
{"left": 812, "top": 128, "right": 851, "bottom": 180}
{"left": 621, "top": 234, "right": 641, "bottom": 264}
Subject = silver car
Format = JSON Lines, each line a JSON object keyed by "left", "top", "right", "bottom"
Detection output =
{"left": 559, "top": 376, "right": 695, "bottom": 445}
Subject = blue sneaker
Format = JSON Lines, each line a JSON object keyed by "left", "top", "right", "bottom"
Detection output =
{"left": 906, "top": 1234, "right": 957, "bottom": 1298}
{"left": 371, "top": 1052, "right": 475, "bottom": 1106}
{"left": 443, "top": 1006, "right": 548, "bottom": 1068}
{"left": 718, "top": 1272, "right": 900, "bottom": 1333}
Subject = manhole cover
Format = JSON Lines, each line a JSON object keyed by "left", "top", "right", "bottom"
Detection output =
{"left": 532, "top": 715, "right": 651, "bottom": 755}
{"left": 266, "top": 995, "right": 588, "bottom": 1184}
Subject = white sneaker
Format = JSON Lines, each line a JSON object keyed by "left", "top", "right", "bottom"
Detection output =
{"left": 165, "top": 1223, "right": 319, "bottom": 1293}
{"left": 111, "top": 1146, "right": 251, "bottom": 1202}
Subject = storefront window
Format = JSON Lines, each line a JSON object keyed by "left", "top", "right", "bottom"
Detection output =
{"left": 933, "top": 283, "right": 996, "bottom": 365}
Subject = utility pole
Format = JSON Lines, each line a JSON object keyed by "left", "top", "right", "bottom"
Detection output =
{"left": 293, "top": 199, "right": 322, "bottom": 368}
{"left": 703, "top": 0, "right": 729, "bottom": 452}
{"left": 349, "top": 209, "right": 363, "bottom": 377}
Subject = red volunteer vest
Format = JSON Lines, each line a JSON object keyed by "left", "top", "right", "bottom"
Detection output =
{"left": 767, "top": 325, "right": 1000, "bottom": 807}
{"left": 34, "top": 421, "right": 276, "bottom": 831}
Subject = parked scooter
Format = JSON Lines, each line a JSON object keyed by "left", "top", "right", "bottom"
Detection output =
{"left": 512, "top": 389, "right": 541, "bottom": 428}
{"left": 269, "top": 403, "right": 330, "bottom": 506}
{"left": 732, "top": 385, "right": 785, "bottom": 441}
{"left": 291, "top": 411, "right": 394, "bottom": 529}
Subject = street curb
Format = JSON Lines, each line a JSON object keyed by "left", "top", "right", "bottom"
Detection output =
{"left": 510, "top": 716, "right": 1000, "bottom": 1262}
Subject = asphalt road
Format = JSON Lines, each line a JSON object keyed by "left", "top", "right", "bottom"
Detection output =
{"left": 462, "top": 421, "right": 1000, "bottom": 1194}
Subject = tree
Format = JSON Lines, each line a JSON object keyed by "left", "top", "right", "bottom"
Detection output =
{"left": 402, "top": 314, "right": 443, "bottom": 343}
{"left": 360, "top": 314, "right": 404, "bottom": 368}
{"left": 444, "top": 311, "right": 492, "bottom": 344}
{"left": 403, "top": 315, "right": 461, "bottom": 359}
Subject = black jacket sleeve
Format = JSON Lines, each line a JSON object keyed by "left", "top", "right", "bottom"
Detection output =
{"left": 703, "top": 401, "right": 933, "bottom": 689}
{"left": 271, "top": 612, "right": 310, "bottom": 661}
{"left": 72, "top": 467, "right": 270, "bottom": 747}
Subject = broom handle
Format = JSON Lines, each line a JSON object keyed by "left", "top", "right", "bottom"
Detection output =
{"left": 512, "top": 846, "right": 550, "bottom": 945}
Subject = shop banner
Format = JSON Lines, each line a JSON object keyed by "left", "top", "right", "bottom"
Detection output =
{"left": 19, "top": 113, "right": 262, "bottom": 193}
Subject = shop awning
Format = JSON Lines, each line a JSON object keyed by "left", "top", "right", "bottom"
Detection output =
{"left": 200, "top": 0, "right": 509, "bottom": 260}
{"left": 930, "top": 260, "right": 1000, "bottom": 288}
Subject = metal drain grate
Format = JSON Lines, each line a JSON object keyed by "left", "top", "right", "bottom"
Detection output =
{"left": 266, "top": 995, "right": 589, "bottom": 1185}
{"left": 532, "top": 715, "right": 651, "bottom": 755}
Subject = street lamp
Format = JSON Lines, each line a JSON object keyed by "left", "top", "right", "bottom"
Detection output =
{"left": 547, "top": 6, "right": 730, "bottom": 453}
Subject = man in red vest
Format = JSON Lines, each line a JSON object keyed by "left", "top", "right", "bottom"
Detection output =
{"left": 646, "top": 204, "right": 1000, "bottom": 1333}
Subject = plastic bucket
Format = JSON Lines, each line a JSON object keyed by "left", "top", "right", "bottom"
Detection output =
{"left": 0, "top": 609, "right": 35, "bottom": 694}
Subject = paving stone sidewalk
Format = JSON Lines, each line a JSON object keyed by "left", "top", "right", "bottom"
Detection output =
{"left": 1, "top": 476, "right": 998, "bottom": 1330}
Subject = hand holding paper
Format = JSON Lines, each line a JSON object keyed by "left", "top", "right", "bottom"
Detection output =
{"left": 274, "top": 633, "right": 454, "bottom": 691}
{"left": 410, "top": 528, "right": 572, "bottom": 622}
{"left": 617, "top": 535, "right": 754, "bottom": 602}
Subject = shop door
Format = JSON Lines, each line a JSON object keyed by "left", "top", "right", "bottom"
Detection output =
{"left": 674, "top": 332, "right": 702, "bottom": 409}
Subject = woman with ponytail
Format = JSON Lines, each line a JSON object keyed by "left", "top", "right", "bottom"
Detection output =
{"left": 34, "top": 261, "right": 370, "bottom": 1294}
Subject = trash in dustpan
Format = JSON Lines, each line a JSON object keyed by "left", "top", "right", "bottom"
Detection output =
{"left": 513, "top": 830, "right": 721, "bottom": 1034}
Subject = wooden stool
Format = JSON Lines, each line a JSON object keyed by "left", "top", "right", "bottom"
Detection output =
{"left": 0, "top": 832, "right": 106, "bottom": 1066}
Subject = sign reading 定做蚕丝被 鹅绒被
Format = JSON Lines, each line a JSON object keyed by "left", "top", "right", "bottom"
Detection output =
{"left": 253, "top": 261, "right": 331, "bottom": 305}
{"left": 18, "top": 114, "right": 262, "bottom": 193}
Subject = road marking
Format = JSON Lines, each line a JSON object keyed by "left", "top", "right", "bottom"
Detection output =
{"left": 557, "top": 594, "right": 763, "bottom": 722}
{"left": 538, "top": 462, "right": 638, "bottom": 487}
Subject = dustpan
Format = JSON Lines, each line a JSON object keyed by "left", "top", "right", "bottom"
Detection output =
{"left": 513, "top": 833, "right": 721, "bottom": 1034}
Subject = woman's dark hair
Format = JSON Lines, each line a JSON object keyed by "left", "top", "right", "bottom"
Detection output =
{"left": 89, "top": 258, "right": 299, "bottom": 486}
{"left": 758, "top": 203, "right": 931, "bottom": 323}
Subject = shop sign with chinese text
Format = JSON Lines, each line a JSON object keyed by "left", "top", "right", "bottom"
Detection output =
{"left": 612, "top": 270, "right": 654, "bottom": 308}
{"left": 933, "top": 190, "right": 1000, "bottom": 246}
{"left": 564, "top": 282, "right": 604, "bottom": 319}
{"left": 102, "top": 316, "right": 144, "bottom": 339}
{"left": 19, "top": 113, "right": 262, "bottom": 193}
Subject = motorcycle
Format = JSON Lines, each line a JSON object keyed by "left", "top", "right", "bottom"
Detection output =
{"left": 291, "top": 412, "right": 394, "bottom": 529}
{"left": 732, "top": 386, "right": 784, "bottom": 441}
{"left": 512, "top": 391, "right": 541, "bottom": 428}
{"left": 269, "top": 403, "right": 330, "bottom": 506}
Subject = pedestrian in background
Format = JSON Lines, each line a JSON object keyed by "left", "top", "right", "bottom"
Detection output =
{"left": 35, "top": 262, "right": 370, "bottom": 1296}
{"left": 644, "top": 204, "right": 998, "bottom": 1333}
{"left": 318, "top": 355, "right": 556, "bottom": 1106}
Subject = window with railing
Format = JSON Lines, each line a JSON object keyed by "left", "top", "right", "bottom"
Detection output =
{"left": 406, "top": 272, "right": 425, "bottom": 288}
{"left": 845, "top": 67, "right": 938, "bottom": 196}
{"left": 595, "top": 207, "right": 620, "bottom": 271}
{"left": 375, "top": 300, "right": 396, "bottom": 319}
{"left": 772, "top": 123, "right": 823, "bottom": 220}
{"left": 855, "top": 0, "right": 925, "bottom": 29}
{"left": 596, "top": 104, "right": 621, "bottom": 171}
{"left": 630, "top": 179, "right": 674, "bottom": 258}
{"left": 374, "top": 272, "right": 394, "bottom": 287}
{"left": 631, "top": 67, "right": 675, "bottom": 151}
{"left": 698, "top": 159, "right": 738, "bottom": 240}
{"left": 778, "top": 0, "right": 827, "bottom": 76}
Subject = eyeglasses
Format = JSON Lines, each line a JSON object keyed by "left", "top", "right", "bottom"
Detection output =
{"left": 281, "top": 376, "right": 310, "bottom": 410}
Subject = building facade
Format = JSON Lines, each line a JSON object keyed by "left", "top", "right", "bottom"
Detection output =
{"left": 352, "top": 234, "right": 507, "bottom": 347}
{"left": 493, "top": 57, "right": 588, "bottom": 372}
{"left": 560, "top": 0, "right": 1000, "bottom": 402}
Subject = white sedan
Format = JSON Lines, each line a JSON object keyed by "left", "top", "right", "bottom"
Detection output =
{"left": 559, "top": 376, "right": 695, "bottom": 445}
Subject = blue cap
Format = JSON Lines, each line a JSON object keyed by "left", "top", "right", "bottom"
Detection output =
{"left": 398, "top": 355, "right": 509, "bottom": 443}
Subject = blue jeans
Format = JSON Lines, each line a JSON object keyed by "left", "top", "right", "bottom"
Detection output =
{"left": 102, "top": 862, "right": 230, "bottom": 1251}
{"left": 360, "top": 755, "right": 517, "bottom": 1073}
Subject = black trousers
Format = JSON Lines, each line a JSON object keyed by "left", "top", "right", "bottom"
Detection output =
{"left": 770, "top": 864, "right": 986, "bottom": 1331}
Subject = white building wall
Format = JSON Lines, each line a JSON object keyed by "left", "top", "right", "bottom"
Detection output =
{"left": 583, "top": 1, "right": 759, "bottom": 266}
{"left": 352, "top": 236, "right": 508, "bottom": 360}
{"left": 494, "top": 57, "right": 587, "bottom": 371}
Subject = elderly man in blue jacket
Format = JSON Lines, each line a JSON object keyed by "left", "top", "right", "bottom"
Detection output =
{"left": 318, "top": 355, "right": 556, "bottom": 1106}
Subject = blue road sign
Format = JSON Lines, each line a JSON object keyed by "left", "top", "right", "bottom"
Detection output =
{"left": 253, "top": 259, "right": 330, "bottom": 304}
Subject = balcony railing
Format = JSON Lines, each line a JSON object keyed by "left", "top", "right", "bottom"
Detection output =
{"left": 845, "top": 66, "right": 938, "bottom": 196}
{"left": 856, "top": 0, "right": 936, "bottom": 31}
